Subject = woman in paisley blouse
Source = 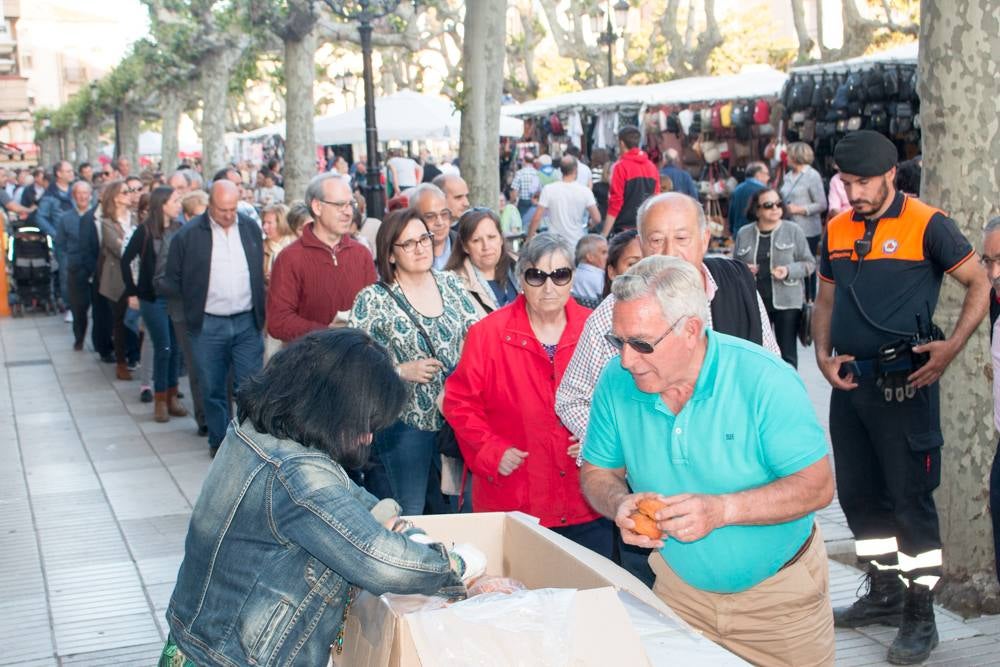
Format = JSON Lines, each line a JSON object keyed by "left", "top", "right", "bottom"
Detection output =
{"left": 349, "top": 208, "right": 479, "bottom": 516}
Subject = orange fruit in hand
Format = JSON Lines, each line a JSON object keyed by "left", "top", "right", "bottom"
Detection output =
{"left": 636, "top": 498, "right": 667, "bottom": 519}
{"left": 629, "top": 511, "right": 662, "bottom": 539}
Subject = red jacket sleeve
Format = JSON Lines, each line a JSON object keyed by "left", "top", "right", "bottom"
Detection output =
{"left": 266, "top": 250, "right": 329, "bottom": 342}
{"left": 607, "top": 160, "right": 625, "bottom": 218}
{"left": 443, "top": 324, "right": 510, "bottom": 478}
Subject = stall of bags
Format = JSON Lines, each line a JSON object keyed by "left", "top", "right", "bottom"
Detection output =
{"left": 780, "top": 42, "right": 920, "bottom": 176}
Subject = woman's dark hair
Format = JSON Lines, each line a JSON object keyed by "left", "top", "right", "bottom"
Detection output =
{"left": 603, "top": 229, "right": 639, "bottom": 297}
{"left": 143, "top": 186, "right": 175, "bottom": 240}
{"left": 236, "top": 328, "right": 407, "bottom": 470}
{"left": 745, "top": 187, "right": 786, "bottom": 223}
{"left": 374, "top": 207, "right": 428, "bottom": 285}
{"left": 443, "top": 208, "right": 514, "bottom": 290}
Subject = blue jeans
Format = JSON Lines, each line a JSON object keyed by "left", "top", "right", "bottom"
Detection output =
{"left": 139, "top": 297, "right": 180, "bottom": 393}
{"left": 189, "top": 312, "right": 263, "bottom": 448}
{"left": 368, "top": 421, "right": 451, "bottom": 516}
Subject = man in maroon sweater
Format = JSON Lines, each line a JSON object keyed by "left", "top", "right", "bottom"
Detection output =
{"left": 267, "top": 173, "right": 376, "bottom": 342}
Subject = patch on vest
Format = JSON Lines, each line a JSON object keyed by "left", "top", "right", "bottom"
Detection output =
{"left": 882, "top": 239, "right": 899, "bottom": 254}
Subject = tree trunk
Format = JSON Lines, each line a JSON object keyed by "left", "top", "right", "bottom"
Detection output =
{"left": 200, "top": 49, "right": 237, "bottom": 179}
{"left": 82, "top": 122, "right": 101, "bottom": 165}
{"left": 790, "top": 0, "right": 814, "bottom": 62}
{"left": 65, "top": 131, "right": 77, "bottom": 163}
{"left": 920, "top": 0, "right": 1000, "bottom": 598}
{"left": 161, "top": 89, "right": 182, "bottom": 174}
{"left": 459, "top": 1, "right": 505, "bottom": 210}
{"left": 283, "top": 13, "right": 317, "bottom": 203}
{"left": 119, "top": 109, "right": 140, "bottom": 172}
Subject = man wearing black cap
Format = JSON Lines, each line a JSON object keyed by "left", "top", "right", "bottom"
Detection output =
{"left": 814, "top": 130, "right": 990, "bottom": 664}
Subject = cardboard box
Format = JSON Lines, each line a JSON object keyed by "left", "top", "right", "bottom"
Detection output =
{"left": 336, "top": 512, "right": 745, "bottom": 666}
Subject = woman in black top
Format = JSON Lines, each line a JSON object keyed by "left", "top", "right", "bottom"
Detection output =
{"left": 121, "top": 186, "right": 188, "bottom": 422}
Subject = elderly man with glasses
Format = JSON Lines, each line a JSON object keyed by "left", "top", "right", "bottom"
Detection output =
{"left": 408, "top": 183, "right": 456, "bottom": 270}
{"left": 581, "top": 255, "right": 835, "bottom": 666}
{"left": 267, "top": 173, "right": 375, "bottom": 344}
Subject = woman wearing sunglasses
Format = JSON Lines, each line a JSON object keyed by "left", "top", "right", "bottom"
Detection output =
{"left": 444, "top": 233, "right": 612, "bottom": 557}
{"left": 733, "top": 188, "right": 815, "bottom": 368}
{"left": 349, "top": 208, "right": 479, "bottom": 516}
{"left": 444, "top": 208, "right": 519, "bottom": 317}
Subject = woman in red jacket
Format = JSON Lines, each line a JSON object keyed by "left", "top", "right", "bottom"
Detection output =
{"left": 444, "top": 233, "right": 612, "bottom": 557}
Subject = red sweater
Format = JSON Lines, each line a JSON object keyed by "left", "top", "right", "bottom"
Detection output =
{"left": 266, "top": 224, "right": 376, "bottom": 342}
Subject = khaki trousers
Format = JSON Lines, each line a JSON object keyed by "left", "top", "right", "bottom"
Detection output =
{"left": 649, "top": 523, "right": 834, "bottom": 667}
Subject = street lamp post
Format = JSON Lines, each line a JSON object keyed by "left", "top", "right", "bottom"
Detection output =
{"left": 320, "top": 0, "right": 401, "bottom": 218}
{"left": 590, "top": 0, "right": 630, "bottom": 87}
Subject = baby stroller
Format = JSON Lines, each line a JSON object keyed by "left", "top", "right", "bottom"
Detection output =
{"left": 7, "top": 224, "right": 56, "bottom": 316}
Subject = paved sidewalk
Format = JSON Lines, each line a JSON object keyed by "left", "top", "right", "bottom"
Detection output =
{"left": 0, "top": 313, "right": 998, "bottom": 666}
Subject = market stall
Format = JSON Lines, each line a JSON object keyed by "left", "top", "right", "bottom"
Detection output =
{"left": 781, "top": 41, "right": 920, "bottom": 176}
{"left": 504, "top": 66, "right": 789, "bottom": 248}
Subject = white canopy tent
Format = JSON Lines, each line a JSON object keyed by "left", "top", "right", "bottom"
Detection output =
{"left": 790, "top": 41, "right": 918, "bottom": 75}
{"left": 503, "top": 66, "right": 789, "bottom": 118}
{"left": 123, "top": 131, "right": 202, "bottom": 157}
{"left": 313, "top": 89, "right": 524, "bottom": 145}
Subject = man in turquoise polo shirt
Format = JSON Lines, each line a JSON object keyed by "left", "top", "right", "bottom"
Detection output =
{"left": 580, "top": 255, "right": 835, "bottom": 666}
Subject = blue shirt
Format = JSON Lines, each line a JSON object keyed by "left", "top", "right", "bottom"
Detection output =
{"left": 728, "top": 179, "right": 766, "bottom": 239}
{"left": 583, "top": 329, "right": 828, "bottom": 593}
{"left": 660, "top": 165, "right": 699, "bottom": 199}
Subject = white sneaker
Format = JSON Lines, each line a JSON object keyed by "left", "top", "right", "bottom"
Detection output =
{"left": 64, "top": 311, "right": 73, "bottom": 323}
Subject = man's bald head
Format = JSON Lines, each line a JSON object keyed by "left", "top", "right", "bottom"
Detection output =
{"left": 433, "top": 173, "right": 470, "bottom": 217}
{"left": 209, "top": 180, "right": 240, "bottom": 227}
{"left": 635, "top": 192, "right": 710, "bottom": 268}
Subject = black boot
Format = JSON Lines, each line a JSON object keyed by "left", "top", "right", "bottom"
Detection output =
{"left": 833, "top": 565, "right": 905, "bottom": 628}
{"left": 887, "top": 583, "right": 938, "bottom": 665}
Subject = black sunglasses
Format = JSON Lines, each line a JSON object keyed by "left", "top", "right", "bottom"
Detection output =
{"left": 604, "top": 316, "right": 685, "bottom": 354}
{"left": 758, "top": 200, "right": 782, "bottom": 209}
{"left": 523, "top": 267, "right": 573, "bottom": 287}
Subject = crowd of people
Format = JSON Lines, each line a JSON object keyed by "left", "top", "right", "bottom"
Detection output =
{"left": 10, "top": 128, "right": 988, "bottom": 667}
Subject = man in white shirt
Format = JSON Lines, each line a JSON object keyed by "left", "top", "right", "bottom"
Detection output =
{"left": 162, "top": 180, "right": 265, "bottom": 456}
{"left": 527, "top": 156, "right": 600, "bottom": 248}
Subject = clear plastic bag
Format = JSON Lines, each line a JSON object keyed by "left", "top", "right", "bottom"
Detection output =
{"left": 406, "top": 588, "right": 576, "bottom": 667}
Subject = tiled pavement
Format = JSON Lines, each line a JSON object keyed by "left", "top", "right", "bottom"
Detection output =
{"left": 1, "top": 313, "right": 998, "bottom": 666}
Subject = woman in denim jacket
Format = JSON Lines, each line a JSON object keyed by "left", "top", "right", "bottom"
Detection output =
{"left": 162, "top": 329, "right": 467, "bottom": 667}
{"left": 734, "top": 187, "right": 816, "bottom": 368}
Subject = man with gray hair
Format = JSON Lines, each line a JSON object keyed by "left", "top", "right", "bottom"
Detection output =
{"left": 432, "top": 173, "right": 470, "bottom": 219}
{"left": 981, "top": 216, "right": 1000, "bottom": 588}
{"left": 571, "top": 233, "right": 607, "bottom": 306}
{"left": 267, "top": 172, "right": 374, "bottom": 342}
{"left": 409, "top": 182, "right": 457, "bottom": 270}
{"left": 580, "top": 255, "right": 834, "bottom": 665}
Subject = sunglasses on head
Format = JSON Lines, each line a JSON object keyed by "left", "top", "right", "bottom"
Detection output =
{"left": 758, "top": 200, "right": 782, "bottom": 209}
{"left": 523, "top": 267, "right": 573, "bottom": 287}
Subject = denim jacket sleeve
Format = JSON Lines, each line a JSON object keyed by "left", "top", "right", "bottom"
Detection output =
{"left": 270, "top": 459, "right": 465, "bottom": 597}
{"left": 36, "top": 196, "right": 58, "bottom": 238}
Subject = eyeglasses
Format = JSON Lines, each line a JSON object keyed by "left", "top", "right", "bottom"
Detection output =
{"left": 604, "top": 315, "right": 686, "bottom": 354}
{"left": 393, "top": 232, "right": 434, "bottom": 253}
{"left": 422, "top": 209, "right": 453, "bottom": 224}
{"left": 124, "top": 187, "right": 143, "bottom": 194}
{"left": 758, "top": 200, "right": 782, "bottom": 210}
{"left": 523, "top": 267, "right": 573, "bottom": 287}
{"left": 319, "top": 198, "right": 357, "bottom": 213}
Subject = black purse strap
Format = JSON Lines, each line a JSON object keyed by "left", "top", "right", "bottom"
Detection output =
{"left": 378, "top": 281, "right": 439, "bottom": 358}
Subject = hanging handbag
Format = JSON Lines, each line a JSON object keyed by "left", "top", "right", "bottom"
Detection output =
{"left": 377, "top": 282, "right": 463, "bottom": 461}
{"left": 798, "top": 301, "right": 814, "bottom": 347}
